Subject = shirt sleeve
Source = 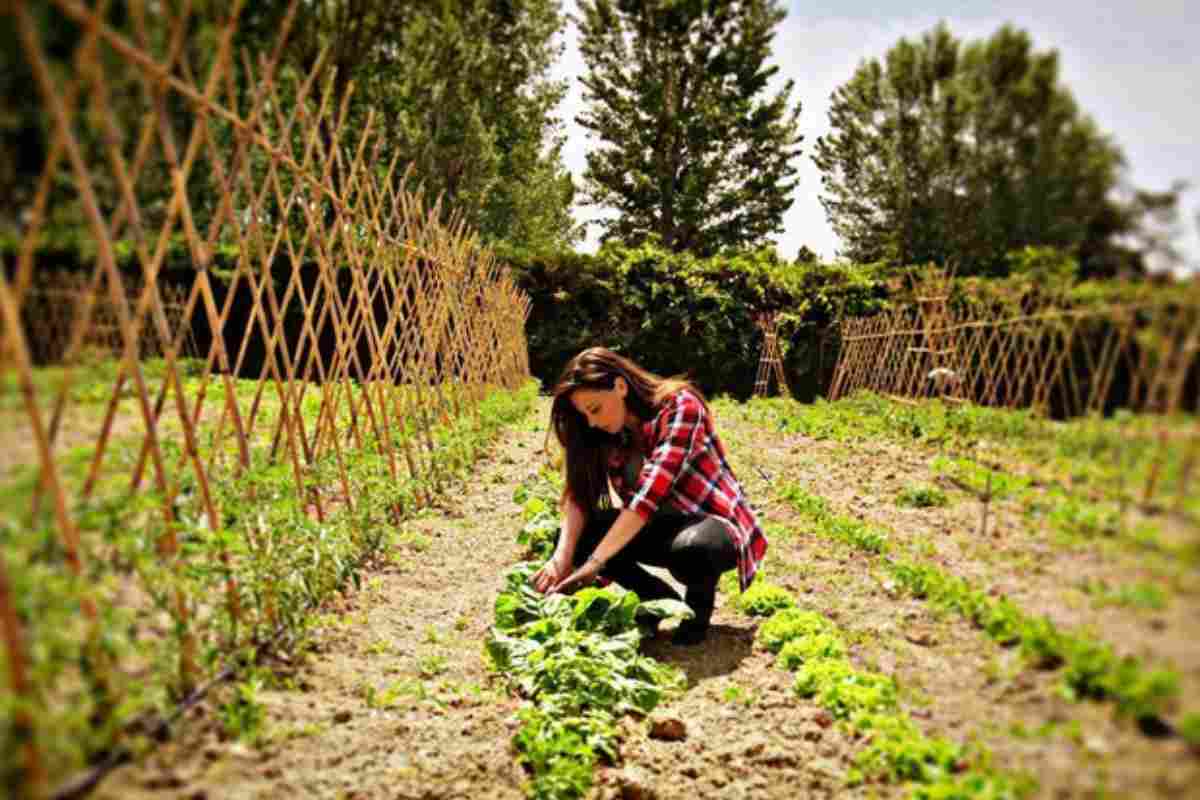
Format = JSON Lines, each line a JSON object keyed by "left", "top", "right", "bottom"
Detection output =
{"left": 625, "top": 391, "right": 706, "bottom": 520}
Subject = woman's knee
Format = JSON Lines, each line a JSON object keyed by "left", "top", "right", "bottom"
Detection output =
{"left": 668, "top": 518, "right": 737, "bottom": 583}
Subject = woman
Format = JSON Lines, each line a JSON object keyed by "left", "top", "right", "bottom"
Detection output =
{"left": 532, "top": 346, "right": 768, "bottom": 645}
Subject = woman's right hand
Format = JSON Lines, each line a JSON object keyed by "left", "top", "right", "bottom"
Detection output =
{"left": 532, "top": 554, "right": 569, "bottom": 594}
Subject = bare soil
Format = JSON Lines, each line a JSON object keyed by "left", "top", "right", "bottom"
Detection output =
{"left": 86, "top": 396, "right": 1199, "bottom": 800}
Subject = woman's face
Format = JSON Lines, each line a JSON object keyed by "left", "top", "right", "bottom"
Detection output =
{"left": 569, "top": 377, "right": 628, "bottom": 435}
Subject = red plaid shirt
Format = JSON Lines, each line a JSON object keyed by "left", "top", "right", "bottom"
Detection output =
{"left": 608, "top": 389, "right": 767, "bottom": 592}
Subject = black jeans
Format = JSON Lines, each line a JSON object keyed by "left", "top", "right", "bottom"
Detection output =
{"left": 572, "top": 507, "right": 738, "bottom": 627}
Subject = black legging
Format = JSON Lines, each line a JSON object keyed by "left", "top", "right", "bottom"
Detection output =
{"left": 572, "top": 507, "right": 738, "bottom": 626}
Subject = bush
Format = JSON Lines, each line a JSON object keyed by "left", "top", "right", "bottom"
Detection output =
{"left": 897, "top": 484, "right": 950, "bottom": 509}
{"left": 507, "top": 240, "right": 889, "bottom": 400}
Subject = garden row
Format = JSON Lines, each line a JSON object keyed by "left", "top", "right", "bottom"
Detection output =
{"left": 0, "top": 366, "right": 539, "bottom": 795}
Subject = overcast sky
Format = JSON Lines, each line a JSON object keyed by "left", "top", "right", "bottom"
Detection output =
{"left": 551, "top": 1, "right": 1199, "bottom": 274}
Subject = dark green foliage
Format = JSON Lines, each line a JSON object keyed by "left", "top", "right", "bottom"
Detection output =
{"left": 813, "top": 22, "right": 1177, "bottom": 277}
{"left": 509, "top": 240, "right": 888, "bottom": 399}
{"left": 575, "top": 0, "right": 802, "bottom": 254}
{"left": 896, "top": 484, "right": 949, "bottom": 509}
{"left": 5, "top": 1, "right": 578, "bottom": 258}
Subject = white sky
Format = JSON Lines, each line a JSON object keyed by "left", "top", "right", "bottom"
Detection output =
{"left": 551, "top": 1, "right": 1199, "bottom": 274}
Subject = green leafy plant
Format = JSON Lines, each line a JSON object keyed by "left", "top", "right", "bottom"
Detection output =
{"left": 218, "top": 678, "right": 266, "bottom": 744}
{"left": 793, "top": 660, "right": 898, "bottom": 719}
{"left": 776, "top": 632, "right": 846, "bottom": 671}
{"left": 897, "top": 484, "right": 950, "bottom": 509}
{"left": 755, "top": 608, "right": 835, "bottom": 653}
{"left": 735, "top": 582, "right": 796, "bottom": 616}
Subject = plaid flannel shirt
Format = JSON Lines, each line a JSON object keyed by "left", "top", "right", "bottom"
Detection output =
{"left": 607, "top": 389, "right": 767, "bottom": 592}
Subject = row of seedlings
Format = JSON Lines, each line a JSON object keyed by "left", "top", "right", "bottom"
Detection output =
{"left": 774, "top": 482, "right": 1200, "bottom": 747}
{"left": 485, "top": 471, "right": 693, "bottom": 799}
{"left": 729, "top": 575, "right": 1034, "bottom": 797}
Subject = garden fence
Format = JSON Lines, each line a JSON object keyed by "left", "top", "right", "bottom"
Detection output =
{"left": 828, "top": 269, "right": 1200, "bottom": 520}
{"left": 0, "top": 1, "right": 531, "bottom": 794}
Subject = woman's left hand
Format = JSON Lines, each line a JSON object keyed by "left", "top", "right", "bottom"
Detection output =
{"left": 548, "top": 557, "right": 603, "bottom": 595}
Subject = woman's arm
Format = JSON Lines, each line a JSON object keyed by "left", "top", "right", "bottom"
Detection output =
{"left": 548, "top": 507, "right": 647, "bottom": 594}
{"left": 534, "top": 494, "right": 588, "bottom": 593}
{"left": 554, "top": 495, "right": 587, "bottom": 566}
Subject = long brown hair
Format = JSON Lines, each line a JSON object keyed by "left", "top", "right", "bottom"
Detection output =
{"left": 549, "top": 347, "right": 707, "bottom": 513}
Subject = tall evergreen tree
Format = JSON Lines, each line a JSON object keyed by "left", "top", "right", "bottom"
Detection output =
{"left": 813, "top": 23, "right": 1176, "bottom": 277}
{"left": 576, "top": 0, "right": 803, "bottom": 255}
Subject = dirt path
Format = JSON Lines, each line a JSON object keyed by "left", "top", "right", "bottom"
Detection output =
{"left": 96, "top": 403, "right": 553, "bottom": 800}
{"left": 91, "top": 395, "right": 1197, "bottom": 800}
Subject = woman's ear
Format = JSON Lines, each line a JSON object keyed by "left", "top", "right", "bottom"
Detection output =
{"left": 614, "top": 376, "right": 628, "bottom": 398}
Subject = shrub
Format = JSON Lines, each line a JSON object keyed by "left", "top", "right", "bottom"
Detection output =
{"left": 897, "top": 484, "right": 950, "bottom": 509}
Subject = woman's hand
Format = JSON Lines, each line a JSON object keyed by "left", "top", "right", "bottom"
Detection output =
{"left": 547, "top": 556, "right": 603, "bottom": 595}
{"left": 531, "top": 554, "right": 570, "bottom": 594}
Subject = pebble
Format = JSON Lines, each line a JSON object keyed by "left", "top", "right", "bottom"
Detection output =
{"left": 333, "top": 709, "right": 353, "bottom": 724}
{"left": 648, "top": 716, "right": 687, "bottom": 741}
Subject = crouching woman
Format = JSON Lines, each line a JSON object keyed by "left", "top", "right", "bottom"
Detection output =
{"left": 532, "top": 346, "right": 767, "bottom": 645}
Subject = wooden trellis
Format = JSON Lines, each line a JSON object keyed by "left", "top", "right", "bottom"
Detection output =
{"left": 752, "top": 311, "right": 790, "bottom": 399}
{"left": 11, "top": 270, "right": 196, "bottom": 364}
{"left": 829, "top": 274, "right": 1200, "bottom": 418}
{"left": 827, "top": 268, "right": 1200, "bottom": 519}
{"left": 0, "top": 1, "right": 532, "bottom": 792}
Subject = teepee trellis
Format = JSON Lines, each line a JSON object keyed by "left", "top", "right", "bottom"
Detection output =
{"left": 752, "top": 311, "right": 790, "bottom": 399}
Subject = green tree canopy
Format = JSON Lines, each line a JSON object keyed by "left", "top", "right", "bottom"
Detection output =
{"left": 575, "top": 0, "right": 803, "bottom": 256}
{"left": 2, "top": 0, "right": 580, "bottom": 258}
{"left": 241, "top": 0, "right": 581, "bottom": 252}
{"left": 813, "top": 22, "right": 1178, "bottom": 278}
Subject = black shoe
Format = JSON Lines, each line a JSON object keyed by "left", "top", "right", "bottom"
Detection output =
{"left": 671, "top": 618, "right": 709, "bottom": 646}
{"left": 634, "top": 608, "right": 662, "bottom": 640}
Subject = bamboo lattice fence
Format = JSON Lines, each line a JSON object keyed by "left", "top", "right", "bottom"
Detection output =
{"left": 829, "top": 274, "right": 1200, "bottom": 417}
{"left": 15, "top": 271, "right": 196, "bottom": 364}
{"left": 0, "top": 0, "right": 531, "bottom": 794}
{"left": 828, "top": 269, "right": 1200, "bottom": 519}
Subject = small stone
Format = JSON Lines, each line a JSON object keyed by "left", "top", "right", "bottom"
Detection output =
{"left": 761, "top": 750, "right": 798, "bottom": 768}
{"left": 813, "top": 710, "right": 834, "bottom": 728}
{"left": 743, "top": 737, "right": 767, "bottom": 757}
{"left": 649, "top": 716, "right": 687, "bottom": 741}
{"left": 802, "top": 727, "right": 823, "bottom": 742}
{"left": 681, "top": 765, "right": 700, "bottom": 779}
{"left": 616, "top": 767, "right": 655, "bottom": 800}
{"left": 905, "top": 626, "right": 937, "bottom": 646}
{"left": 333, "top": 709, "right": 353, "bottom": 724}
